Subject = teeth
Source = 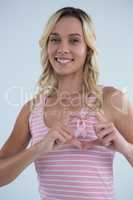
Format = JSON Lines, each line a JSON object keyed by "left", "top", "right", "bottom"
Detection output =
{"left": 56, "top": 58, "right": 73, "bottom": 64}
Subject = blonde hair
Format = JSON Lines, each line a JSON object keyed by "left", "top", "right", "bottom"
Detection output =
{"left": 31, "top": 7, "right": 103, "bottom": 113}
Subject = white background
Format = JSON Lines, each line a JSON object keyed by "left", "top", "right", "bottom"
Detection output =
{"left": 0, "top": 0, "right": 133, "bottom": 199}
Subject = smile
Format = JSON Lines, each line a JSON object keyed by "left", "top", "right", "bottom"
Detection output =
{"left": 55, "top": 57, "right": 74, "bottom": 64}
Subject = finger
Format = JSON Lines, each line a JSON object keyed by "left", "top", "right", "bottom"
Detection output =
{"left": 54, "top": 121, "right": 73, "bottom": 138}
{"left": 55, "top": 137, "right": 82, "bottom": 150}
{"left": 96, "top": 126, "right": 114, "bottom": 139}
{"left": 61, "top": 123, "right": 76, "bottom": 136}
{"left": 56, "top": 121, "right": 74, "bottom": 137}
{"left": 62, "top": 135, "right": 82, "bottom": 149}
{"left": 101, "top": 132, "right": 115, "bottom": 146}
{"left": 82, "top": 139, "right": 103, "bottom": 149}
{"left": 55, "top": 122, "right": 83, "bottom": 149}
{"left": 94, "top": 122, "right": 111, "bottom": 132}
{"left": 54, "top": 143, "right": 66, "bottom": 150}
{"left": 69, "top": 138, "right": 82, "bottom": 149}
{"left": 82, "top": 139, "right": 98, "bottom": 149}
{"left": 53, "top": 131, "right": 67, "bottom": 144}
{"left": 54, "top": 126, "right": 82, "bottom": 149}
{"left": 58, "top": 126, "right": 73, "bottom": 140}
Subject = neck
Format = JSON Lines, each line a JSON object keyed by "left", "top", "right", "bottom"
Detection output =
{"left": 57, "top": 74, "right": 84, "bottom": 98}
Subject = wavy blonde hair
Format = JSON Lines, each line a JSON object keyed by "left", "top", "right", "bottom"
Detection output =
{"left": 31, "top": 7, "right": 103, "bottom": 113}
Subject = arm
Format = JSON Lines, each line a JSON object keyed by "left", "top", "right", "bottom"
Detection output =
{"left": 0, "top": 141, "right": 45, "bottom": 186}
{"left": 104, "top": 87, "right": 133, "bottom": 166}
{"left": 0, "top": 100, "right": 79, "bottom": 186}
{"left": 0, "top": 101, "right": 43, "bottom": 186}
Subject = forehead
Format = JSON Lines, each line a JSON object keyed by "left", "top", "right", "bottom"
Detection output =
{"left": 51, "top": 16, "right": 83, "bottom": 36}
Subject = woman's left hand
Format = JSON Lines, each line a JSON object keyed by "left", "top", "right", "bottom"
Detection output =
{"left": 93, "top": 111, "right": 130, "bottom": 154}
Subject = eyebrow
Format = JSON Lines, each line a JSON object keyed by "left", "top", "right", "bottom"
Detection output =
{"left": 50, "top": 33, "right": 82, "bottom": 37}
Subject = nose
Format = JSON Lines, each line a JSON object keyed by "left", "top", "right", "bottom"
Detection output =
{"left": 57, "top": 40, "right": 70, "bottom": 54}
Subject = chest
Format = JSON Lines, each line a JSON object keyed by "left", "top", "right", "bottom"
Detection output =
{"left": 43, "top": 98, "right": 83, "bottom": 129}
{"left": 43, "top": 94, "right": 113, "bottom": 130}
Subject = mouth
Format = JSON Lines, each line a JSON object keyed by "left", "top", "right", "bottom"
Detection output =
{"left": 54, "top": 57, "right": 74, "bottom": 64}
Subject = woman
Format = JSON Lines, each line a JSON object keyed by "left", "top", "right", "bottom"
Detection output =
{"left": 0, "top": 7, "right": 133, "bottom": 200}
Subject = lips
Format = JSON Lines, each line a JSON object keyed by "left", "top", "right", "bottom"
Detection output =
{"left": 55, "top": 57, "right": 74, "bottom": 64}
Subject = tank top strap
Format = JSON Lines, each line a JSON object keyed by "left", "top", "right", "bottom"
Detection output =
{"left": 44, "top": 95, "right": 48, "bottom": 104}
{"left": 99, "top": 84, "right": 106, "bottom": 100}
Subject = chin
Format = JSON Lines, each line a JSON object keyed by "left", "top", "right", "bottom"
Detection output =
{"left": 55, "top": 70, "right": 80, "bottom": 77}
{"left": 55, "top": 70, "right": 72, "bottom": 76}
{"left": 53, "top": 65, "right": 72, "bottom": 75}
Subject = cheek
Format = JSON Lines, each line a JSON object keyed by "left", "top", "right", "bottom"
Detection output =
{"left": 80, "top": 46, "right": 87, "bottom": 56}
{"left": 74, "top": 44, "right": 86, "bottom": 54}
{"left": 47, "top": 45, "right": 56, "bottom": 57}
{"left": 75, "top": 47, "right": 87, "bottom": 61}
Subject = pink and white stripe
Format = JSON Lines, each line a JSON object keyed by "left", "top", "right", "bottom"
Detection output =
{"left": 29, "top": 93, "right": 116, "bottom": 200}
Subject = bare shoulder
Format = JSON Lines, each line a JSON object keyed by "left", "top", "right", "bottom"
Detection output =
{"left": 103, "top": 86, "right": 133, "bottom": 143}
{"left": 102, "top": 86, "right": 118, "bottom": 122}
{"left": 0, "top": 100, "right": 32, "bottom": 158}
{"left": 102, "top": 86, "right": 121, "bottom": 101}
{"left": 102, "top": 86, "right": 127, "bottom": 113}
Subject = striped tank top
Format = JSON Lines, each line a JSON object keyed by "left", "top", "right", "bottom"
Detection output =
{"left": 29, "top": 90, "right": 116, "bottom": 200}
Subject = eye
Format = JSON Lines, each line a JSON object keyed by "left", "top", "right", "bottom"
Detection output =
{"left": 69, "top": 38, "right": 80, "bottom": 44}
{"left": 49, "top": 37, "right": 61, "bottom": 43}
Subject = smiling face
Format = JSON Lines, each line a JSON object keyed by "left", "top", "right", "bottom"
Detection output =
{"left": 47, "top": 16, "right": 87, "bottom": 76}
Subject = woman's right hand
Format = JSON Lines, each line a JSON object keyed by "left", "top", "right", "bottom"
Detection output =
{"left": 37, "top": 121, "right": 82, "bottom": 154}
